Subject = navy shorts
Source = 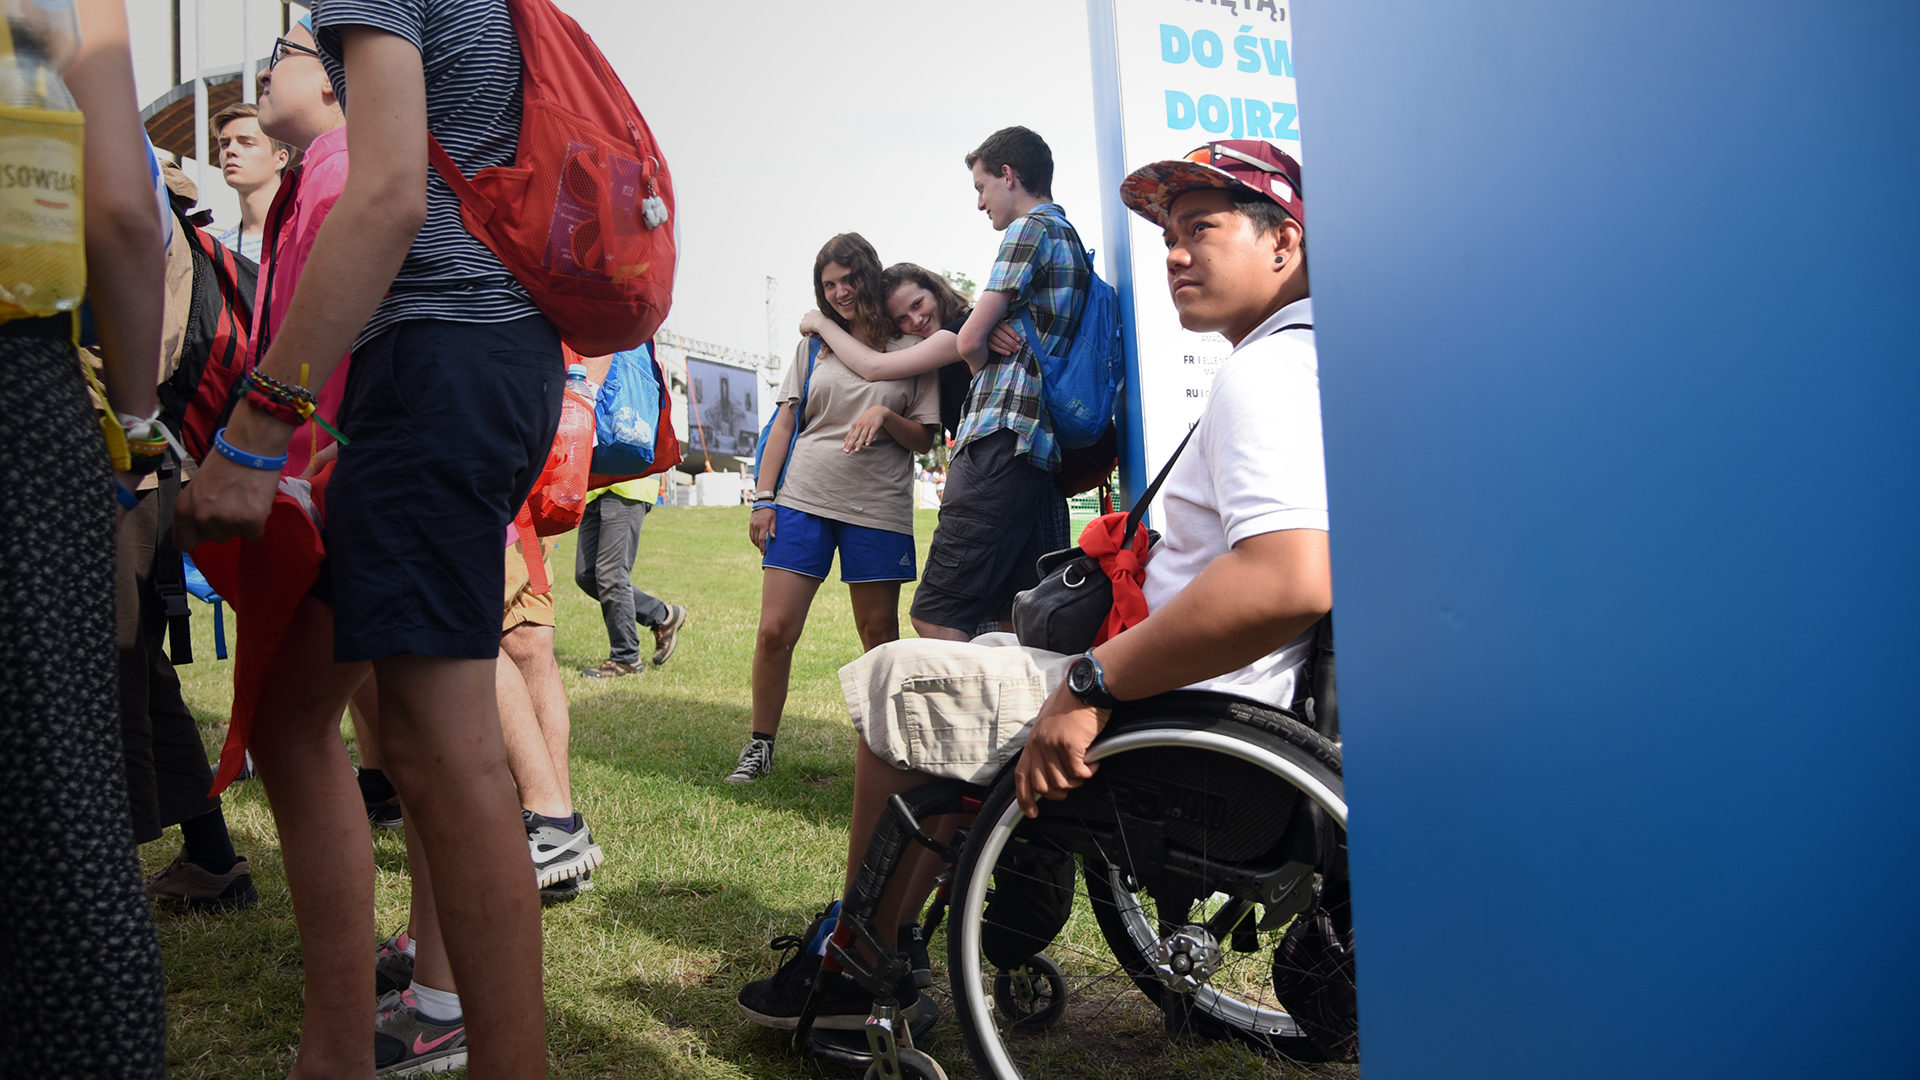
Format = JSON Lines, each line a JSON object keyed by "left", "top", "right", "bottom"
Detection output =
{"left": 910, "top": 429, "right": 1067, "bottom": 632}
{"left": 763, "top": 505, "right": 916, "bottom": 583}
{"left": 325, "top": 315, "right": 562, "bottom": 661}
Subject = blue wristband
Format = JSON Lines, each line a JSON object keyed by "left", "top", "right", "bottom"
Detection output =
{"left": 114, "top": 481, "right": 140, "bottom": 510}
{"left": 212, "top": 427, "right": 288, "bottom": 472}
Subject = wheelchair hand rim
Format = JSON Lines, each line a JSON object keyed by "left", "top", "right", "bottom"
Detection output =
{"left": 953, "top": 731, "right": 1347, "bottom": 1079}
{"left": 1085, "top": 729, "right": 1347, "bottom": 828}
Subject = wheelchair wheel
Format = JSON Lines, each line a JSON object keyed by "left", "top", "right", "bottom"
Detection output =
{"left": 947, "top": 708, "right": 1348, "bottom": 1080}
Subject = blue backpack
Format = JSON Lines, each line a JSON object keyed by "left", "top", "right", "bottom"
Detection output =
{"left": 1014, "top": 209, "right": 1124, "bottom": 450}
{"left": 752, "top": 336, "right": 823, "bottom": 492}
{"left": 589, "top": 343, "right": 664, "bottom": 476}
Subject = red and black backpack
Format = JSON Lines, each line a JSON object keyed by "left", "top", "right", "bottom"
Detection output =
{"left": 156, "top": 204, "right": 258, "bottom": 464}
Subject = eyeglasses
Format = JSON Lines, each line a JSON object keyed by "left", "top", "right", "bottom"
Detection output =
{"left": 267, "top": 36, "right": 320, "bottom": 70}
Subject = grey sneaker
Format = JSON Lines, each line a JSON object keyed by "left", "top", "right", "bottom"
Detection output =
{"left": 524, "top": 810, "right": 603, "bottom": 888}
{"left": 375, "top": 930, "right": 415, "bottom": 996}
{"left": 725, "top": 737, "right": 773, "bottom": 785}
{"left": 373, "top": 988, "right": 467, "bottom": 1076}
{"left": 650, "top": 604, "right": 687, "bottom": 666}
{"left": 145, "top": 854, "right": 258, "bottom": 911}
{"left": 540, "top": 868, "right": 595, "bottom": 904}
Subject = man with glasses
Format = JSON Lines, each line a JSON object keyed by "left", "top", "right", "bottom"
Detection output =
{"left": 254, "top": 11, "right": 347, "bottom": 478}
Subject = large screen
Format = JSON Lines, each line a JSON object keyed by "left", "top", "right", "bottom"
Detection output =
{"left": 684, "top": 357, "right": 760, "bottom": 461}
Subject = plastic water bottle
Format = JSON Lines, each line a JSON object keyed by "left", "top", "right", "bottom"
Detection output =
{"left": 565, "top": 362, "right": 599, "bottom": 402}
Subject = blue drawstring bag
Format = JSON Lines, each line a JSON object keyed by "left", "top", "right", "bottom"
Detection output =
{"left": 590, "top": 343, "right": 663, "bottom": 476}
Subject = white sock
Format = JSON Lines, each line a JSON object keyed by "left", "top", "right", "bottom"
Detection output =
{"left": 410, "top": 982, "right": 462, "bottom": 1024}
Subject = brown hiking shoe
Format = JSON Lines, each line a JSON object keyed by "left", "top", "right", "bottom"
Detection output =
{"left": 651, "top": 604, "right": 687, "bottom": 666}
{"left": 146, "top": 854, "right": 258, "bottom": 910}
{"left": 582, "top": 659, "right": 639, "bottom": 678}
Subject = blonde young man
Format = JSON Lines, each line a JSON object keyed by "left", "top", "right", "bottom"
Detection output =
{"left": 211, "top": 101, "right": 291, "bottom": 263}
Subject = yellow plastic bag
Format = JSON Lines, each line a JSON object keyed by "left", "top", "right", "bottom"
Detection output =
{"left": 0, "top": 8, "right": 86, "bottom": 322}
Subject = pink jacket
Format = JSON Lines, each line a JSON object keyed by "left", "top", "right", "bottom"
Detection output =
{"left": 251, "top": 125, "right": 350, "bottom": 478}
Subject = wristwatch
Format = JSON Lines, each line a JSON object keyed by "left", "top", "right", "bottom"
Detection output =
{"left": 1065, "top": 652, "right": 1120, "bottom": 710}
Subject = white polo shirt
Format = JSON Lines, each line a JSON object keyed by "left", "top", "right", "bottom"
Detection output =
{"left": 1141, "top": 297, "right": 1326, "bottom": 709}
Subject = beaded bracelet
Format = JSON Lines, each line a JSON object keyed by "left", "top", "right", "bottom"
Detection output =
{"left": 212, "top": 427, "right": 288, "bottom": 472}
{"left": 751, "top": 501, "right": 777, "bottom": 511}
{"left": 249, "top": 369, "right": 317, "bottom": 406}
{"left": 243, "top": 383, "right": 353, "bottom": 446}
{"left": 246, "top": 386, "right": 306, "bottom": 426}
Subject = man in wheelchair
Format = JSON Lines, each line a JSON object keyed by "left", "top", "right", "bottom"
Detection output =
{"left": 738, "top": 140, "right": 1336, "bottom": 1063}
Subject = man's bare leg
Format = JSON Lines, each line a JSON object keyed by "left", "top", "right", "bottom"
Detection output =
{"left": 247, "top": 597, "right": 374, "bottom": 1080}
{"left": 397, "top": 626, "right": 582, "bottom": 1009}
{"left": 373, "top": 654, "right": 545, "bottom": 1080}
{"left": 347, "top": 679, "right": 380, "bottom": 768}
{"left": 845, "top": 738, "right": 957, "bottom": 946}
{"left": 909, "top": 616, "right": 970, "bottom": 642}
{"left": 500, "top": 625, "right": 570, "bottom": 817}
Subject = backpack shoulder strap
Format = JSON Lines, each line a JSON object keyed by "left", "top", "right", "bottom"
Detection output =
{"left": 428, "top": 136, "right": 495, "bottom": 222}
{"left": 794, "top": 335, "right": 822, "bottom": 431}
{"left": 1025, "top": 206, "right": 1096, "bottom": 345}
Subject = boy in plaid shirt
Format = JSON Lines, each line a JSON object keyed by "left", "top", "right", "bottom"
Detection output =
{"left": 911, "top": 126, "right": 1088, "bottom": 640}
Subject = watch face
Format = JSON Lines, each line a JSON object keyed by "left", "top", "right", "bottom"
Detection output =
{"left": 1068, "top": 656, "right": 1096, "bottom": 696}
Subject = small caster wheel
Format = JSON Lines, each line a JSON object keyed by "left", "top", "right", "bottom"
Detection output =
{"left": 992, "top": 953, "right": 1067, "bottom": 1030}
{"left": 862, "top": 1046, "right": 949, "bottom": 1080}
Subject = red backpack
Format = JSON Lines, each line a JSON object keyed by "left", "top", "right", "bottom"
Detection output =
{"left": 429, "top": 0, "right": 676, "bottom": 357}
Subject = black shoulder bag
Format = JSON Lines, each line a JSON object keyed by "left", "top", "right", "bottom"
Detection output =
{"left": 1010, "top": 320, "right": 1312, "bottom": 654}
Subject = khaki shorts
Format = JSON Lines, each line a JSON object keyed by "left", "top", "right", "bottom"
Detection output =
{"left": 839, "top": 634, "right": 1073, "bottom": 784}
{"left": 502, "top": 539, "right": 557, "bottom": 632}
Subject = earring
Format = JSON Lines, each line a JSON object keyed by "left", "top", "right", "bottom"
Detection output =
{"left": 1274, "top": 255, "right": 1285, "bottom": 265}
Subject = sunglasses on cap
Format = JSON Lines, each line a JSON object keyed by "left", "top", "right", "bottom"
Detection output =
{"left": 1185, "top": 142, "right": 1288, "bottom": 174}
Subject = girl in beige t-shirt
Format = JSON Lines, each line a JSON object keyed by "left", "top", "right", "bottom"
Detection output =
{"left": 729, "top": 233, "right": 939, "bottom": 784}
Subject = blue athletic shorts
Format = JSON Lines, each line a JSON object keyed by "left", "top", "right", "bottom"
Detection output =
{"left": 324, "top": 315, "right": 562, "bottom": 661}
{"left": 763, "top": 505, "right": 916, "bottom": 583}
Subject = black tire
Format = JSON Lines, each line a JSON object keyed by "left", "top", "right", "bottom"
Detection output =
{"left": 947, "top": 712, "right": 1347, "bottom": 1080}
{"left": 991, "top": 953, "right": 1067, "bottom": 1030}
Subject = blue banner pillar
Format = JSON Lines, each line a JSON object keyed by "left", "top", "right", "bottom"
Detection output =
{"left": 1300, "top": 2, "right": 1919, "bottom": 1077}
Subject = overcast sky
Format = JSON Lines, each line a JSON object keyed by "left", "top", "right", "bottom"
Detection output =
{"left": 568, "top": 0, "right": 1108, "bottom": 362}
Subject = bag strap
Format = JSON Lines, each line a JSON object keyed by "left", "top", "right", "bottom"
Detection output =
{"left": 152, "top": 458, "right": 193, "bottom": 664}
{"left": 1120, "top": 422, "right": 1198, "bottom": 547}
{"left": 513, "top": 504, "right": 549, "bottom": 595}
{"left": 427, "top": 137, "right": 496, "bottom": 224}
{"left": 1117, "top": 321, "right": 1310, "bottom": 546}
{"left": 252, "top": 161, "right": 303, "bottom": 361}
{"left": 794, "top": 335, "right": 822, "bottom": 434}
{"left": 769, "top": 336, "right": 823, "bottom": 495}
{"left": 1014, "top": 207, "right": 1095, "bottom": 364}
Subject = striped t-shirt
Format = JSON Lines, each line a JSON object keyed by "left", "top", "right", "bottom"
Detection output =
{"left": 311, "top": 0, "right": 538, "bottom": 344}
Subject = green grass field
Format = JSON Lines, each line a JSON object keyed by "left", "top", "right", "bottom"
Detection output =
{"left": 149, "top": 506, "right": 1347, "bottom": 1079}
